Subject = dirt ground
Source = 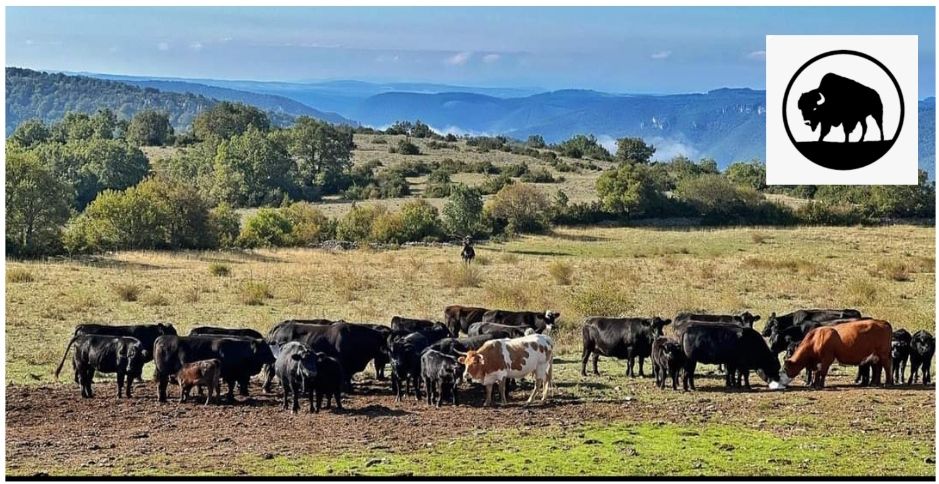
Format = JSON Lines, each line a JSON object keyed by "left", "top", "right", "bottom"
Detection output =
{"left": 6, "top": 363, "right": 935, "bottom": 477}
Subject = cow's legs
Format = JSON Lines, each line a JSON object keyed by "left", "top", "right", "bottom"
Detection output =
{"left": 908, "top": 358, "right": 920, "bottom": 385}
{"left": 158, "top": 374, "right": 169, "bottom": 403}
{"left": 424, "top": 378, "right": 433, "bottom": 405}
{"left": 924, "top": 355, "right": 933, "bottom": 385}
{"left": 683, "top": 361, "right": 696, "bottom": 391}
{"left": 638, "top": 357, "right": 645, "bottom": 377}
{"left": 819, "top": 123, "right": 831, "bottom": 142}
{"left": 671, "top": 368, "right": 680, "bottom": 390}
{"left": 882, "top": 352, "right": 894, "bottom": 386}
{"left": 525, "top": 378, "right": 540, "bottom": 404}
{"left": 499, "top": 378, "right": 508, "bottom": 405}
{"left": 859, "top": 119, "right": 868, "bottom": 142}
{"left": 483, "top": 383, "right": 493, "bottom": 407}
{"left": 580, "top": 341, "right": 593, "bottom": 376}
{"left": 592, "top": 353, "right": 600, "bottom": 375}
{"left": 262, "top": 364, "right": 275, "bottom": 393}
{"left": 626, "top": 356, "right": 635, "bottom": 377}
{"left": 116, "top": 371, "right": 125, "bottom": 398}
{"left": 844, "top": 120, "right": 857, "bottom": 142}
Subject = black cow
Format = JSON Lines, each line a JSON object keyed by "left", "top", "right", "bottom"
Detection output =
{"left": 266, "top": 322, "right": 387, "bottom": 392}
{"left": 61, "top": 335, "right": 145, "bottom": 398}
{"left": 353, "top": 323, "right": 392, "bottom": 380}
{"left": 581, "top": 317, "right": 671, "bottom": 377}
{"left": 54, "top": 322, "right": 177, "bottom": 376}
{"left": 467, "top": 322, "right": 526, "bottom": 339}
{"left": 387, "top": 323, "right": 451, "bottom": 347}
{"left": 798, "top": 73, "right": 884, "bottom": 143}
{"left": 651, "top": 337, "right": 684, "bottom": 390}
{"left": 312, "top": 353, "right": 345, "bottom": 412}
{"left": 391, "top": 316, "right": 440, "bottom": 333}
{"left": 444, "top": 305, "right": 489, "bottom": 336}
{"left": 767, "top": 319, "right": 855, "bottom": 355}
{"left": 275, "top": 341, "right": 319, "bottom": 413}
{"left": 421, "top": 349, "right": 464, "bottom": 407}
{"left": 675, "top": 312, "right": 761, "bottom": 328}
{"left": 908, "top": 330, "right": 935, "bottom": 385}
{"left": 389, "top": 332, "right": 434, "bottom": 401}
{"left": 189, "top": 326, "right": 264, "bottom": 340}
{"left": 481, "top": 309, "right": 559, "bottom": 333}
{"left": 891, "top": 329, "right": 913, "bottom": 384}
{"left": 680, "top": 324, "right": 782, "bottom": 391}
{"left": 762, "top": 309, "right": 862, "bottom": 337}
{"left": 153, "top": 335, "right": 275, "bottom": 402}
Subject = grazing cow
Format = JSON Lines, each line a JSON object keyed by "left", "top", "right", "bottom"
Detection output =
{"left": 581, "top": 316, "right": 671, "bottom": 377}
{"left": 481, "top": 309, "right": 559, "bottom": 334}
{"left": 189, "top": 326, "right": 264, "bottom": 340}
{"left": 461, "top": 236, "right": 476, "bottom": 264}
{"left": 60, "top": 335, "right": 145, "bottom": 398}
{"left": 153, "top": 335, "right": 275, "bottom": 402}
{"left": 264, "top": 322, "right": 387, "bottom": 392}
{"left": 176, "top": 359, "right": 222, "bottom": 405}
{"left": 908, "top": 330, "right": 935, "bottom": 385}
{"left": 421, "top": 349, "right": 464, "bottom": 407}
{"left": 457, "top": 333, "right": 554, "bottom": 406}
{"left": 444, "top": 305, "right": 489, "bottom": 336}
{"left": 275, "top": 342, "right": 319, "bottom": 413}
{"left": 785, "top": 341, "right": 814, "bottom": 386}
{"left": 767, "top": 319, "right": 857, "bottom": 355}
{"left": 467, "top": 322, "right": 526, "bottom": 339}
{"left": 762, "top": 309, "right": 862, "bottom": 337}
{"left": 681, "top": 324, "right": 782, "bottom": 391}
{"left": 781, "top": 319, "right": 893, "bottom": 389}
{"left": 389, "top": 332, "right": 434, "bottom": 401}
{"left": 54, "top": 322, "right": 177, "bottom": 377}
{"left": 391, "top": 316, "right": 444, "bottom": 334}
{"left": 797, "top": 73, "right": 884, "bottom": 143}
{"left": 427, "top": 334, "right": 502, "bottom": 357}
{"left": 311, "top": 352, "right": 345, "bottom": 412}
{"left": 651, "top": 337, "right": 684, "bottom": 390}
{"left": 891, "top": 329, "right": 913, "bottom": 384}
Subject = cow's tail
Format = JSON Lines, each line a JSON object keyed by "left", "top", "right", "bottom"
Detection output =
{"left": 53, "top": 333, "right": 80, "bottom": 381}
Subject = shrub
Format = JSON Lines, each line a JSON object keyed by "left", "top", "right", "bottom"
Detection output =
{"left": 237, "top": 208, "right": 294, "bottom": 248}
{"left": 240, "top": 281, "right": 273, "bottom": 305}
{"left": 521, "top": 167, "right": 557, "bottom": 183}
{"left": 487, "top": 183, "right": 551, "bottom": 234}
{"left": 208, "top": 203, "right": 241, "bottom": 248}
{"left": 282, "top": 202, "right": 334, "bottom": 245}
{"left": 390, "top": 140, "right": 421, "bottom": 155}
{"left": 795, "top": 201, "right": 866, "bottom": 226}
{"left": 370, "top": 211, "right": 407, "bottom": 243}
{"left": 442, "top": 184, "right": 485, "bottom": 237}
{"left": 142, "top": 292, "right": 170, "bottom": 307}
{"left": 7, "top": 267, "right": 34, "bottom": 283}
{"left": 874, "top": 260, "right": 912, "bottom": 282}
{"left": 336, "top": 204, "right": 386, "bottom": 242}
{"left": 209, "top": 263, "right": 231, "bottom": 277}
{"left": 438, "top": 263, "right": 484, "bottom": 288}
{"left": 397, "top": 199, "right": 442, "bottom": 242}
{"left": 478, "top": 173, "right": 515, "bottom": 195}
{"left": 568, "top": 279, "right": 634, "bottom": 317}
{"left": 548, "top": 261, "right": 574, "bottom": 285}
{"left": 502, "top": 163, "right": 529, "bottom": 178}
{"left": 596, "top": 162, "right": 667, "bottom": 218}
{"left": 112, "top": 283, "right": 141, "bottom": 302}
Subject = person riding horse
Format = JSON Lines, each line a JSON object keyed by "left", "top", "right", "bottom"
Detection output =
{"left": 460, "top": 236, "right": 475, "bottom": 264}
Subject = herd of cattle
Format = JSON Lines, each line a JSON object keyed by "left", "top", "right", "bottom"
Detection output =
{"left": 52, "top": 306, "right": 935, "bottom": 412}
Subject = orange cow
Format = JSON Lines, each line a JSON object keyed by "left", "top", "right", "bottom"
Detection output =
{"left": 781, "top": 319, "right": 893, "bottom": 388}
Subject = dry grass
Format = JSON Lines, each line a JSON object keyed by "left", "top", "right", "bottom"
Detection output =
{"left": 6, "top": 267, "right": 34, "bottom": 284}
{"left": 873, "top": 260, "right": 912, "bottom": 282}
{"left": 548, "top": 261, "right": 575, "bottom": 286}
{"left": 209, "top": 263, "right": 231, "bottom": 277}
{"left": 111, "top": 283, "right": 141, "bottom": 302}
{"left": 4, "top": 225, "right": 934, "bottom": 384}
{"left": 750, "top": 232, "right": 768, "bottom": 244}
{"left": 142, "top": 292, "right": 170, "bottom": 307}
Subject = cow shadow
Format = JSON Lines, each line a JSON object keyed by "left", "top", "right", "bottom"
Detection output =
{"left": 503, "top": 249, "right": 574, "bottom": 257}
{"left": 341, "top": 404, "right": 412, "bottom": 417}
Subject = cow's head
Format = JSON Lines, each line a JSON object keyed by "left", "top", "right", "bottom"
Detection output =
{"left": 650, "top": 317, "right": 672, "bottom": 337}
{"left": 157, "top": 322, "right": 178, "bottom": 336}
{"left": 797, "top": 89, "right": 826, "bottom": 131}
{"left": 290, "top": 347, "right": 319, "bottom": 381}
{"left": 457, "top": 350, "right": 486, "bottom": 382}
{"left": 755, "top": 353, "right": 783, "bottom": 389}
{"left": 768, "top": 328, "right": 797, "bottom": 355}
{"left": 737, "top": 312, "right": 760, "bottom": 328}
{"left": 537, "top": 310, "right": 561, "bottom": 333}
{"left": 251, "top": 339, "right": 276, "bottom": 364}
{"left": 123, "top": 340, "right": 146, "bottom": 379}
{"left": 892, "top": 339, "right": 911, "bottom": 361}
{"left": 762, "top": 312, "right": 778, "bottom": 337}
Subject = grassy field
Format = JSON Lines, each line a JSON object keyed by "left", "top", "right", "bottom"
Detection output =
{"left": 5, "top": 224, "right": 936, "bottom": 477}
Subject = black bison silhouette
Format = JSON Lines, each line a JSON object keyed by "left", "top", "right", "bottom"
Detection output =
{"left": 797, "top": 73, "right": 885, "bottom": 142}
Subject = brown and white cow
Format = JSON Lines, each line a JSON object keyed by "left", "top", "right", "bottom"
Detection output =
{"left": 457, "top": 333, "right": 553, "bottom": 406}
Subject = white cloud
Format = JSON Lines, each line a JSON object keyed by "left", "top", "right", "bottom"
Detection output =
{"left": 746, "top": 50, "right": 766, "bottom": 61}
{"left": 445, "top": 51, "right": 471, "bottom": 66}
{"left": 157, "top": 42, "right": 170, "bottom": 51}
{"left": 597, "top": 135, "right": 618, "bottom": 154}
{"left": 189, "top": 41, "right": 204, "bottom": 51}
{"left": 650, "top": 50, "right": 672, "bottom": 60}
{"left": 482, "top": 53, "right": 501, "bottom": 64}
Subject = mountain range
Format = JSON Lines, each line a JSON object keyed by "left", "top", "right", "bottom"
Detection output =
{"left": 8, "top": 68, "right": 935, "bottom": 176}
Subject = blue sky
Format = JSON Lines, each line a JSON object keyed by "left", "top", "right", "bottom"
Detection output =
{"left": 7, "top": 6, "right": 936, "bottom": 96}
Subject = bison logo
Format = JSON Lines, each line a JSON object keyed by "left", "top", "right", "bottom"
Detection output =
{"left": 782, "top": 50, "right": 904, "bottom": 171}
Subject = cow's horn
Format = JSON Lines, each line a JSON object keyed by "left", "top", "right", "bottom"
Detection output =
{"left": 453, "top": 349, "right": 467, "bottom": 356}
{"left": 816, "top": 92, "right": 825, "bottom": 105}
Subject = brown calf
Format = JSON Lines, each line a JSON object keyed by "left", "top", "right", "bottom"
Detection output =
{"left": 176, "top": 358, "right": 222, "bottom": 405}
{"left": 444, "top": 305, "right": 488, "bottom": 336}
{"left": 782, "top": 319, "right": 893, "bottom": 388}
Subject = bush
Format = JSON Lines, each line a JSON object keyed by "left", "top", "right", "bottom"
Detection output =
{"left": 487, "top": 183, "right": 551, "bottom": 234}
{"left": 502, "top": 163, "right": 529, "bottom": 178}
{"left": 478, "top": 173, "right": 515, "bottom": 195}
{"left": 548, "top": 261, "right": 574, "bottom": 285}
{"left": 442, "top": 184, "right": 485, "bottom": 237}
{"left": 336, "top": 204, "right": 386, "bottom": 242}
{"left": 240, "top": 281, "right": 273, "bottom": 305}
{"left": 397, "top": 200, "right": 442, "bottom": 241}
{"left": 675, "top": 174, "right": 790, "bottom": 225}
{"left": 521, "top": 167, "right": 557, "bottom": 183}
{"left": 208, "top": 203, "right": 241, "bottom": 248}
{"left": 237, "top": 208, "right": 294, "bottom": 248}
{"left": 7, "top": 267, "right": 34, "bottom": 283}
{"left": 390, "top": 140, "right": 421, "bottom": 155}
{"left": 596, "top": 162, "right": 666, "bottom": 218}
{"left": 112, "top": 283, "right": 141, "bottom": 302}
{"left": 208, "top": 263, "right": 231, "bottom": 277}
{"left": 795, "top": 200, "right": 866, "bottom": 226}
{"left": 282, "top": 202, "right": 335, "bottom": 245}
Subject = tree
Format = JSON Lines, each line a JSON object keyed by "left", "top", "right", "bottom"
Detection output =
{"left": 557, "top": 134, "right": 612, "bottom": 161}
{"left": 527, "top": 135, "right": 546, "bottom": 149}
{"left": 284, "top": 117, "right": 355, "bottom": 196}
{"left": 125, "top": 109, "right": 173, "bottom": 146}
{"left": 724, "top": 160, "right": 766, "bottom": 191}
{"left": 192, "top": 102, "right": 270, "bottom": 141}
{"left": 6, "top": 151, "right": 73, "bottom": 256}
{"left": 51, "top": 112, "right": 96, "bottom": 142}
{"left": 674, "top": 174, "right": 764, "bottom": 222}
{"left": 90, "top": 108, "right": 118, "bottom": 139}
{"left": 442, "top": 184, "right": 484, "bottom": 237}
{"left": 487, "top": 183, "right": 551, "bottom": 233}
{"left": 9, "top": 119, "right": 50, "bottom": 149}
{"left": 595, "top": 162, "right": 665, "bottom": 217}
{"left": 211, "top": 126, "right": 294, "bottom": 207}
{"left": 615, "top": 137, "right": 656, "bottom": 164}
{"left": 237, "top": 208, "right": 294, "bottom": 248}
{"left": 397, "top": 199, "right": 442, "bottom": 241}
